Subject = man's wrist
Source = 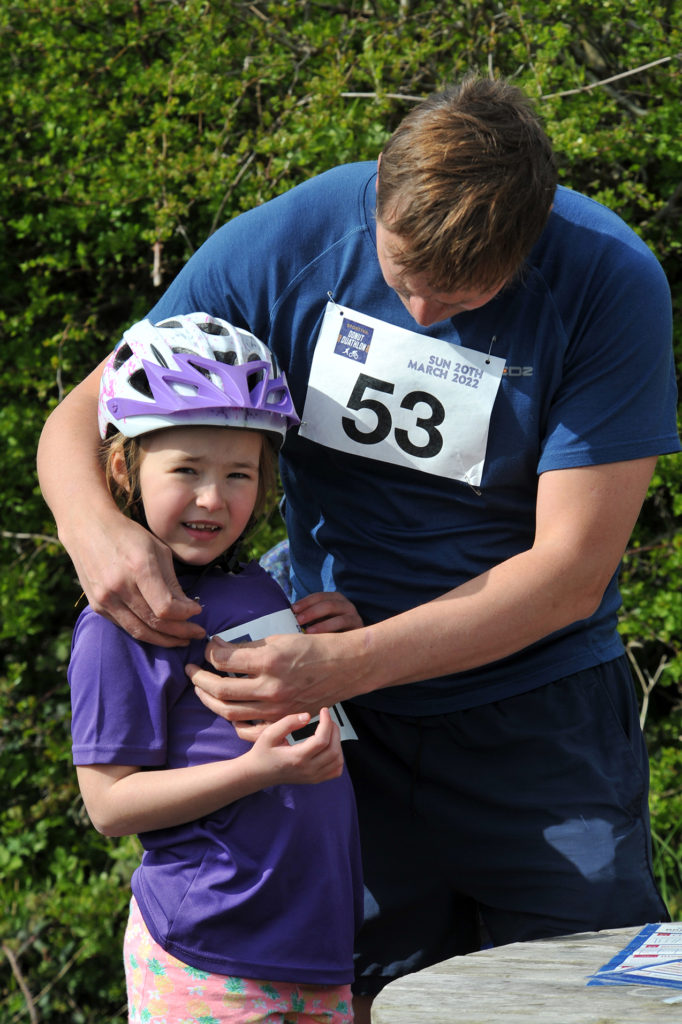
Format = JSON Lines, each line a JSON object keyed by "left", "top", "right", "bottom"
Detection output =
{"left": 335, "top": 624, "right": 384, "bottom": 700}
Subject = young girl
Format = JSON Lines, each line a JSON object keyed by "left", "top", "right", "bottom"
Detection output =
{"left": 68, "top": 313, "right": 363, "bottom": 1024}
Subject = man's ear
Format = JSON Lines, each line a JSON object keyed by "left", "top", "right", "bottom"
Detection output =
{"left": 109, "top": 445, "right": 131, "bottom": 492}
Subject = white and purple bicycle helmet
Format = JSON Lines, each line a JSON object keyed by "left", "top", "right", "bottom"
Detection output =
{"left": 98, "top": 313, "right": 299, "bottom": 449}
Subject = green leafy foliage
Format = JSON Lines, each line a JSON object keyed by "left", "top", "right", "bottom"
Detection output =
{"left": 1, "top": 1, "right": 680, "bottom": 1018}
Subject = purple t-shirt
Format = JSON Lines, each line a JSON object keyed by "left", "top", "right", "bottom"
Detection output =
{"left": 69, "top": 562, "right": 363, "bottom": 984}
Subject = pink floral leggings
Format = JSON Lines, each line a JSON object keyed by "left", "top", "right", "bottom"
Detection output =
{"left": 123, "top": 896, "right": 354, "bottom": 1023}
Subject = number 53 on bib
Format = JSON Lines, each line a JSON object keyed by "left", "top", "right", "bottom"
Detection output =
{"left": 299, "top": 302, "right": 505, "bottom": 488}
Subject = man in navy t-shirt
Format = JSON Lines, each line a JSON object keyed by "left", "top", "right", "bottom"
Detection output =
{"left": 39, "top": 75, "right": 680, "bottom": 1022}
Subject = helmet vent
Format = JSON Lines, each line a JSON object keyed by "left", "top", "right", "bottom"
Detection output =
{"left": 246, "top": 367, "right": 265, "bottom": 392}
{"left": 215, "top": 351, "right": 237, "bottom": 365}
{"left": 112, "top": 343, "right": 133, "bottom": 370}
{"left": 187, "top": 358, "right": 213, "bottom": 382}
{"left": 128, "top": 368, "right": 154, "bottom": 398}
{"left": 267, "top": 386, "right": 288, "bottom": 406}
{"left": 150, "top": 344, "right": 169, "bottom": 369}
{"left": 199, "top": 321, "right": 230, "bottom": 336}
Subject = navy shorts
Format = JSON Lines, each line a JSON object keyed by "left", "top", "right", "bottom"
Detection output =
{"left": 343, "top": 656, "right": 668, "bottom": 997}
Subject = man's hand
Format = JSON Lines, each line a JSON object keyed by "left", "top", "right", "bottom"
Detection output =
{"left": 70, "top": 512, "right": 204, "bottom": 646}
{"left": 187, "top": 626, "right": 368, "bottom": 724}
{"left": 187, "top": 630, "right": 351, "bottom": 720}
{"left": 187, "top": 589, "right": 366, "bottom": 724}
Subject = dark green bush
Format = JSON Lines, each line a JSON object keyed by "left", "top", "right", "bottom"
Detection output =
{"left": 2, "top": 1, "right": 680, "bottom": 1018}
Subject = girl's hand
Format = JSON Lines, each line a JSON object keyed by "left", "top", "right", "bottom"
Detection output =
{"left": 247, "top": 708, "right": 344, "bottom": 786}
{"left": 292, "top": 591, "right": 363, "bottom": 634}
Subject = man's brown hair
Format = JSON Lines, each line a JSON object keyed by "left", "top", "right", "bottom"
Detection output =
{"left": 376, "top": 74, "right": 558, "bottom": 293}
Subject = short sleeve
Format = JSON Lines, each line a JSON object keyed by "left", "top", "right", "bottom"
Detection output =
{"left": 538, "top": 232, "right": 679, "bottom": 471}
{"left": 68, "top": 610, "right": 184, "bottom": 766}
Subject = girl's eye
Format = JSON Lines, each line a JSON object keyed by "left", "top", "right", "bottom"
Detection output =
{"left": 173, "top": 466, "right": 196, "bottom": 475}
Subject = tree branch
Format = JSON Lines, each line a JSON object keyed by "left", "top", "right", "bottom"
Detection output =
{"left": 1, "top": 943, "right": 38, "bottom": 1024}
{"left": 541, "top": 53, "right": 682, "bottom": 100}
{"left": 627, "top": 641, "right": 670, "bottom": 730}
{"left": 340, "top": 53, "right": 682, "bottom": 106}
{"left": 2, "top": 531, "right": 61, "bottom": 546}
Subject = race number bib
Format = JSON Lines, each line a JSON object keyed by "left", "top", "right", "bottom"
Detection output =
{"left": 212, "top": 607, "right": 357, "bottom": 743}
{"left": 299, "top": 302, "right": 505, "bottom": 488}
{"left": 213, "top": 607, "right": 302, "bottom": 647}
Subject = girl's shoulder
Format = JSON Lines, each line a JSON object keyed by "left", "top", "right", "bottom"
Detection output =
{"left": 187, "top": 560, "right": 295, "bottom": 639}
{"left": 69, "top": 603, "right": 183, "bottom": 679}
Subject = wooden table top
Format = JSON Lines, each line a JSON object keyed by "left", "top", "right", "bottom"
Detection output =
{"left": 371, "top": 926, "right": 682, "bottom": 1023}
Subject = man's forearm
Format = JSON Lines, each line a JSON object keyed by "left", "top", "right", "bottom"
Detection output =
{"left": 357, "top": 546, "right": 596, "bottom": 695}
{"left": 353, "top": 458, "right": 656, "bottom": 695}
{"left": 37, "top": 362, "right": 112, "bottom": 544}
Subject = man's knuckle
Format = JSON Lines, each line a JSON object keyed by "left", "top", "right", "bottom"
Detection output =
{"left": 151, "top": 594, "right": 175, "bottom": 619}
{"left": 89, "top": 584, "right": 116, "bottom": 612}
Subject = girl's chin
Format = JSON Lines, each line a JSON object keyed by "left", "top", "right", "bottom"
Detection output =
{"left": 170, "top": 547, "right": 221, "bottom": 566}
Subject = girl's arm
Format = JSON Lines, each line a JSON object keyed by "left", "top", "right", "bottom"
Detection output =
{"left": 77, "top": 709, "right": 342, "bottom": 837}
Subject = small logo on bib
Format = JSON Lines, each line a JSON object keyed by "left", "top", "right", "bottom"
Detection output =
{"left": 334, "top": 318, "right": 373, "bottom": 364}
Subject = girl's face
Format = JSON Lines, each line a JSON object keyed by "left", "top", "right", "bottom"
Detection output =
{"left": 117, "top": 426, "right": 262, "bottom": 566}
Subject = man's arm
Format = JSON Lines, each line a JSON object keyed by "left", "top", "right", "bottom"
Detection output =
{"left": 37, "top": 365, "right": 203, "bottom": 645}
{"left": 188, "top": 456, "right": 657, "bottom": 719}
